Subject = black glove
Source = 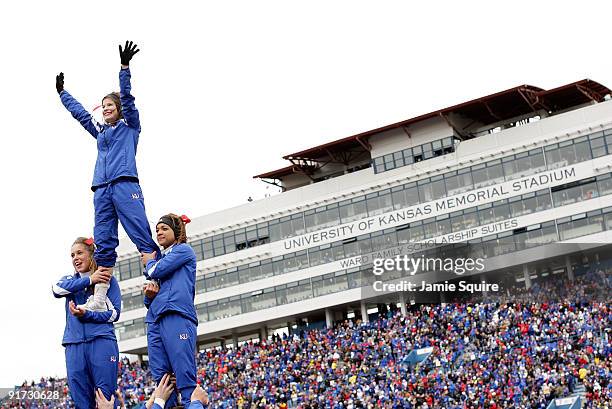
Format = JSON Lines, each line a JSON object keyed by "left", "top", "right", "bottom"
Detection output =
{"left": 56, "top": 72, "right": 64, "bottom": 94}
{"left": 119, "top": 41, "right": 140, "bottom": 66}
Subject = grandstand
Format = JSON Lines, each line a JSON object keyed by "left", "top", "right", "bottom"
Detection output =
{"left": 6, "top": 78, "right": 611, "bottom": 408}
{"left": 113, "top": 78, "right": 612, "bottom": 355}
{"left": 3, "top": 276, "right": 610, "bottom": 407}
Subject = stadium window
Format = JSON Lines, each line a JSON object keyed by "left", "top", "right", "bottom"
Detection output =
{"left": 551, "top": 178, "right": 598, "bottom": 207}
{"left": 235, "top": 229, "right": 247, "bottom": 249}
{"left": 478, "top": 203, "right": 495, "bottom": 225}
{"left": 432, "top": 139, "right": 443, "bottom": 156}
{"left": 603, "top": 207, "right": 612, "bottom": 230}
{"left": 606, "top": 132, "right": 612, "bottom": 152}
{"left": 196, "top": 304, "right": 208, "bottom": 323}
{"left": 422, "top": 143, "right": 433, "bottom": 160}
{"left": 445, "top": 168, "right": 473, "bottom": 196}
{"left": 393, "top": 151, "right": 405, "bottom": 167}
{"left": 435, "top": 215, "right": 451, "bottom": 236}
{"left": 223, "top": 232, "right": 236, "bottom": 254}
{"left": 589, "top": 132, "right": 607, "bottom": 158}
{"left": 235, "top": 265, "right": 249, "bottom": 284}
{"left": 383, "top": 153, "right": 395, "bottom": 171}
{"left": 275, "top": 284, "right": 288, "bottom": 305}
{"left": 195, "top": 276, "right": 206, "bottom": 294}
{"left": 330, "top": 242, "right": 345, "bottom": 261}
{"left": 403, "top": 148, "right": 414, "bottom": 165}
{"left": 493, "top": 200, "right": 511, "bottom": 222}
{"left": 288, "top": 280, "right": 313, "bottom": 303}
{"left": 422, "top": 218, "right": 437, "bottom": 239}
{"left": 412, "top": 145, "right": 423, "bottom": 162}
{"left": 339, "top": 198, "right": 367, "bottom": 223}
{"left": 597, "top": 173, "right": 612, "bottom": 196}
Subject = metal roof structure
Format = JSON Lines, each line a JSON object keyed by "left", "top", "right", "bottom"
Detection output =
{"left": 254, "top": 79, "right": 610, "bottom": 180}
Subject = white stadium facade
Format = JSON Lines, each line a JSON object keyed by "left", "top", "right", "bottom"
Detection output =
{"left": 113, "top": 79, "right": 612, "bottom": 357}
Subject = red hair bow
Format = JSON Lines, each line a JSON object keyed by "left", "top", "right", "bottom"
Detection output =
{"left": 84, "top": 237, "right": 94, "bottom": 246}
{"left": 180, "top": 215, "right": 191, "bottom": 224}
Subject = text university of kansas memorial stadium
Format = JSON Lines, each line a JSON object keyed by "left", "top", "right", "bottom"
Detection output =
{"left": 113, "top": 78, "right": 612, "bottom": 357}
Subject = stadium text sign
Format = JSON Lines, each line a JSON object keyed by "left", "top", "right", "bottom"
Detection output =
{"left": 283, "top": 166, "right": 578, "bottom": 251}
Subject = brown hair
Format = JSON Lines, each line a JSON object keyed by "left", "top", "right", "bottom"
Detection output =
{"left": 159, "top": 213, "right": 188, "bottom": 244}
{"left": 72, "top": 237, "right": 97, "bottom": 273}
{"left": 101, "top": 92, "right": 123, "bottom": 119}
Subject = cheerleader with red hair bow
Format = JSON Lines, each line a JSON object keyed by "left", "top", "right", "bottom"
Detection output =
{"left": 141, "top": 214, "right": 199, "bottom": 407}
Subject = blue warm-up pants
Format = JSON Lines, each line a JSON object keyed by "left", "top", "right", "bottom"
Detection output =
{"left": 65, "top": 337, "right": 119, "bottom": 409}
{"left": 93, "top": 180, "right": 159, "bottom": 268}
{"left": 147, "top": 313, "right": 197, "bottom": 407}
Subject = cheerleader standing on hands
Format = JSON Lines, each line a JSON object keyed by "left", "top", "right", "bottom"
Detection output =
{"left": 56, "top": 41, "right": 160, "bottom": 311}
{"left": 142, "top": 213, "right": 199, "bottom": 408}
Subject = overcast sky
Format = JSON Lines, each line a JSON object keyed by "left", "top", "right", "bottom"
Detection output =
{"left": 1, "top": 1, "right": 611, "bottom": 386}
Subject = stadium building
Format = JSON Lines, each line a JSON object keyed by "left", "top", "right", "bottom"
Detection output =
{"left": 113, "top": 79, "right": 612, "bottom": 357}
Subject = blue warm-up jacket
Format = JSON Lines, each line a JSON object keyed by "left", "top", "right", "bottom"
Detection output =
{"left": 60, "top": 68, "right": 141, "bottom": 190}
{"left": 144, "top": 243, "right": 198, "bottom": 325}
{"left": 52, "top": 273, "right": 121, "bottom": 345}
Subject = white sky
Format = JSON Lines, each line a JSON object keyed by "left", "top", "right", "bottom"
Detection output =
{"left": 1, "top": 0, "right": 611, "bottom": 386}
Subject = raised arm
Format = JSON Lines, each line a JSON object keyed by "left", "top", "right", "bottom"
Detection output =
{"left": 56, "top": 72, "right": 101, "bottom": 138}
{"left": 118, "top": 41, "right": 141, "bottom": 131}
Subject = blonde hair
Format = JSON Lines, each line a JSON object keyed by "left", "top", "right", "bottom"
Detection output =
{"left": 72, "top": 237, "right": 97, "bottom": 273}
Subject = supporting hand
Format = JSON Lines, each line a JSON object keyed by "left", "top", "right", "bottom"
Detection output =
{"left": 191, "top": 385, "right": 209, "bottom": 405}
{"left": 91, "top": 267, "right": 112, "bottom": 285}
{"left": 119, "top": 41, "right": 140, "bottom": 66}
{"left": 141, "top": 251, "right": 157, "bottom": 267}
{"left": 143, "top": 281, "right": 160, "bottom": 299}
{"left": 95, "top": 388, "right": 115, "bottom": 409}
{"left": 154, "top": 374, "right": 175, "bottom": 401}
{"left": 69, "top": 301, "right": 86, "bottom": 317}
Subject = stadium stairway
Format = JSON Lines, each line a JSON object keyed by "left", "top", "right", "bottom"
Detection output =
{"left": 570, "top": 383, "right": 587, "bottom": 407}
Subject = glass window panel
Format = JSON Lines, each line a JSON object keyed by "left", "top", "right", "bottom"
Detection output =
{"left": 331, "top": 244, "right": 345, "bottom": 261}
{"left": 287, "top": 281, "right": 313, "bottom": 303}
{"left": 511, "top": 196, "right": 533, "bottom": 217}
{"left": 296, "top": 251, "right": 309, "bottom": 269}
{"left": 423, "top": 220, "right": 437, "bottom": 239}
{"left": 493, "top": 202, "right": 511, "bottom": 221}
{"left": 396, "top": 227, "right": 410, "bottom": 244}
{"left": 535, "top": 192, "right": 552, "bottom": 212}
{"left": 339, "top": 200, "right": 368, "bottom": 223}
{"left": 450, "top": 214, "right": 465, "bottom": 232}
{"left": 243, "top": 290, "right": 277, "bottom": 313}
{"left": 410, "top": 225, "right": 425, "bottom": 241}
{"left": 260, "top": 262, "right": 274, "bottom": 279}
{"left": 479, "top": 206, "right": 495, "bottom": 225}
{"left": 598, "top": 175, "right": 612, "bottom": 196}
{"left": 445, "top": 170, "right": 473, "bottom": 196}
{"left": 357, "top": 235, "right": 372, "bottom": 254}
{"left": 436, "top": 218, "right": 451, "bottom": 236}
{"left": 343, "top": 240, "right": 360, "bottom": 258}
{"left": 463, "top": 210, "right": 478, "bottom": 229}
{"left": 574, "top": 141, "right": 592, "bottom": 163}
{"left": 604, "top": 211, "right": 612, "bottom": 230}
{"left": 268, "top": 223, "right": 281, "bottom": 242}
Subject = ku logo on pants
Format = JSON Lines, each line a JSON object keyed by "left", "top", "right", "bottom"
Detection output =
{"left": 110, "top": 356, "right": 117, "bottom": 362}
{"left": 179, "top": 333, "right": 189, "bottom": 340}
{"left": 131, "top": 193, "right": 140, "bottom": 199}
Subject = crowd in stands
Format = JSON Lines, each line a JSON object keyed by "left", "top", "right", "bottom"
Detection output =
{"left": 2, "top": 272, "right": 610, "bottom": 409}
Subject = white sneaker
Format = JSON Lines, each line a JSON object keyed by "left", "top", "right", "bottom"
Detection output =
{"left": 78, "top": 296, "right": 108, "bottom": 312}
{"left": 77, "top": 295, "right": 93, "bottom": 311}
